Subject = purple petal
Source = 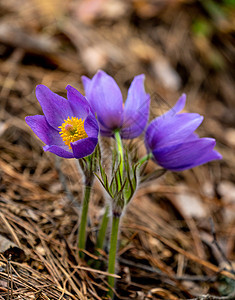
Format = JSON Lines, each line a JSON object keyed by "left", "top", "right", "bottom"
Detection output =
{"left": 36, "top": 85, "right": 73, "bottom": 130}
{"left": 84, "top": 112, "right": 99, "bottom": 138}
{"left": 152, "top": 138, "right": 220, "bottom": 171}
{"left": 71, "top": 137, "right": 98, "bottom": 159}
{"left": 86, "top": 70, "right": 123, "bottom": 130}
{"left": 146, "top": 113, "right": 203, "bottom": 149}
{"left": 25, "top": 115, "right": 64, "bottom": 146}
{"left": 121, "top": 74, "right": 150, "bottom": 139}
{"left": 163, "top": 94, "right": 186, "bottom": 118}
{"left": 66, "top": 85, "right": 90, "bottom": 119}
{"left": 43, "top": 145, "right": 74, "bottom": 158}
{"left": 193, "top": 149, "right": 222, "bottom": 167}
{"left": 99, "top": 123, "right": 114, "bottom": 137}
{"left": 184, "top": 133, "right": 199, "bottom": 142}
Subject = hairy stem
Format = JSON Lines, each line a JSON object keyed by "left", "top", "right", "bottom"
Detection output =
{"left": 106, "top": 130, "right": 124, "bottom": 297}
{"left": 108, "top": 214, "right": 120, "bottom": 298}
{"left": 114, "top": 130, "right": 124, "bottom": 180}
{"left": 78, "top": 183, "right": 92, "bottom": 257}
{"left": 96, "top": 205, "right": 110, "bottom": 250}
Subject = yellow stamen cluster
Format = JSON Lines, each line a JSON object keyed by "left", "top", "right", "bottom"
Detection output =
{"left": 59, "top": 116, "right": 88, "bottom": 149}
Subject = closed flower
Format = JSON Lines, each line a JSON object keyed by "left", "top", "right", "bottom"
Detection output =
{"left": 145, "top": 94, "right": 222, "bottom": 171}
{"left": 82, "top": 70, "right": 150, "bottom": 139}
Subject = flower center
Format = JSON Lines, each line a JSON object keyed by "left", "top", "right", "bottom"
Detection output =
{"left": 58, "top": 116, "right": 88, "bottom": 149}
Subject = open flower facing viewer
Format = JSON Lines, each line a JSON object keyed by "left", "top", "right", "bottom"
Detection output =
{"left": 82, "top": 70, "right": 150, "bottom": 139}
{"left": 25, "top": 85, "right": 99, "bottom": 159}
{"left": 145, "top": 94, "right": 222, "bottom": 171}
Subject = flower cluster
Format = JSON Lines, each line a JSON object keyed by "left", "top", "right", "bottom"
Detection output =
{"left": 25, "top": 70, "right": 222, "bottom": 296}
{"left": 26, "top": 70, "right": 221, "bottom": 170}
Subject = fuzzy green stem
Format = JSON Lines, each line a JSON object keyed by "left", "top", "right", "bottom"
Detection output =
{"left": 78, "top": 183, "right": 92, "bottom": 257}
{"left": 107, "top": 131, "right": 123, "bottom": 297}
{"left": 96, "top": 205, "right": 110, "bottom": 250}
{"left": 108, "top": 215, "right": 120, "bottom": 298}
{"left": 114, "top": 130, "right": 124, "bottom": 180}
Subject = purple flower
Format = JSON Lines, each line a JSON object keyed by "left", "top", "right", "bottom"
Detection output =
{"left": 25, "top": 85, "right": 99, "bottom": 159}
{"left": 145, "top": 94, "right": 222, "bottom": 171}
{"left": 82, "top": 70, "right": 150, "bottom": 139}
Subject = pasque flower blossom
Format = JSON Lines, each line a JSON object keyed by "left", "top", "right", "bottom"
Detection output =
{"left": 145, "top": 94, "right": 222, "bottom": 171}
{"left": 25, "top": 85, "right": 99, "bottom": 159}
{"left": 82, "top": 70, "right": 150, "bottom": 139}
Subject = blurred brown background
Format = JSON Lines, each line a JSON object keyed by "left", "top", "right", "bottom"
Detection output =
{"left": 0, "top": 0, "right": 235, "bottom": 299}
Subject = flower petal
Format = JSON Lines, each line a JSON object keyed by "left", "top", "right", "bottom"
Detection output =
{"left": 85, "top": 70, "right": 123, "bottom": 130}
{"left": 36, "top": 85, "right": 73, "bottom": 130}
{"left": 152, "top": 138, "right": 219, "bottom": 171}
{"left": 71, "top": 137, "right": 98, "bottom": 159}
{"left": 145, "top": 94, "right": 187, "bottom": 150}
{"left": 66, "top": 85, "right": 90, "bottom": 119}
{"left": 163, "top": 94, "right": 186, "bottom": 118}
{"left": 99, "top": 123, "right": 115, "bottom": 137}
{"left": 84, "top": 112, "right": 99, "bottom": 138}
{"left": 121, "top": 74, "right": 150, "bottom": 139}
{"left": 192, "top": 148, "right": 222, "bottom": 167}
{"left": 145, "top": 113, "right": 203, "bottom": 150}
{"left": 25, "top": 115, "right": 64, "bottom": 145}
{"left": 43, "top": 145, "right": 74, "bottom": 158}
